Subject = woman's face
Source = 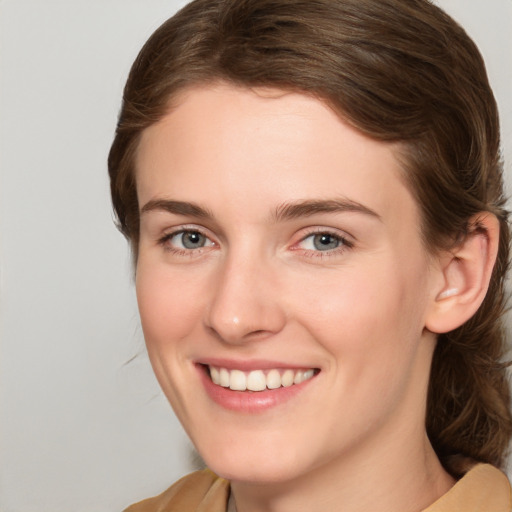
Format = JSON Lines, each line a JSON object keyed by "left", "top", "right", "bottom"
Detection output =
{"left": 135, "top": 83, "right": 440, "bottom": 484}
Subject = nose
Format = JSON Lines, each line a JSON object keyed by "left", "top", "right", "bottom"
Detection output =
{"left": 204, "top": 253, "right": 287, "bottom": 344}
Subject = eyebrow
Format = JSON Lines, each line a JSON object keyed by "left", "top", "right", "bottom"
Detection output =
{"left": 139, "top": 197, "right": 381, "bottom": 222}
{"left": 272, "top": 199, "right": 381, "bottom": 222}
{"left": 140, "top": 199, "right": 213, "bottom": 218}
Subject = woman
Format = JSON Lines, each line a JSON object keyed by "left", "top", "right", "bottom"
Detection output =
{"left": 109, "top": 0, "right": 512, "bottom": 510}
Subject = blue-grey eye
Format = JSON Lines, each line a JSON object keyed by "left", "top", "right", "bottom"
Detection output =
{"left": 299, "top": 232, "right": 343, "bottom": 251}
{"left": 160, "top": 229, "right": 215, "bottom": 253}
{"left": 180, "top": 231, "right": 207, "bottom": 249}
{"left": 312, "top": 233, "right": 341, "bottom": 250}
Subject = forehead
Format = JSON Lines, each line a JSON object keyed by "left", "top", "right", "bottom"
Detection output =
{"left": 135, "top": 83, "right": 418, "bottom": 227}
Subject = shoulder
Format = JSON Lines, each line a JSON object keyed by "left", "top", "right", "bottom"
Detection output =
{"left": 123, "top": 469, "right": 230, "bottom": 512}
{"left": 424, "top": 464, "right": 512, "bottom": 512}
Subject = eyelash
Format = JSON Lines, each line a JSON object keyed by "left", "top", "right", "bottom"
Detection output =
{"left": 157, "top": 227, "right": 216, "bottom": 257}
{"left": 157, "top": 227, "right": 354, "bottom": 259}
{"left": 292, "top": 228, "right": 353, "bottom": 259}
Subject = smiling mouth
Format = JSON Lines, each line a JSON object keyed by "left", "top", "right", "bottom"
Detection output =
{"left": 206, "top": 365, "right": 318, "bottom": 392}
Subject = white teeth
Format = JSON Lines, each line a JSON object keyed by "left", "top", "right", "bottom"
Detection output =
{"left": 229, "top": 370, "right": 246, "bottom": 391}
{"left": 210, "top": 367, "right": 220, "bottom": 385}
{"left": 219, "top": 368, "right": 230, "bottom": 387}
{"left": 294, "top": 370, "right": 305, "bottom": 385}
{"left": 266, "top": 369, "right": 281, "bottom": 389}
{"left": 281, "top": 369, "right": 294, "bottom": 387}
{"left": 247, "top": 370, "right": 266, "bottom": 391}
{"left": 208, "top": 366, "right": 316, "bottom": 392}
{"left": 294, "top": 369, "right": 315, "bottom": 384}
{"left": 303, "top": 369, "right": 315, "bottom": 380}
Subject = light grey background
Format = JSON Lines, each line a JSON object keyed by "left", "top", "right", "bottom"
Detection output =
{"left": 0, "top": 1, "right": 510, "bottom": 511}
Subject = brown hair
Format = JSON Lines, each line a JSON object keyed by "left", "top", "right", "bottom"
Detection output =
{"left": 108, "top": 0, "right": 511, "bottom": 472}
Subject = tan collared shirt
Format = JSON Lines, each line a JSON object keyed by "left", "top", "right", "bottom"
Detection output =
{"left": 124, "top": 464, "right": 512, "bottom": 512}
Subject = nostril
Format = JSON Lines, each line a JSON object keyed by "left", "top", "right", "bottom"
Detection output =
{"left": 247, "top": 329, "right": 273, "bottom": 339}
{"left": 206, "top": 324, "right": 276, "bottom": 344}
{"left": 204, "top": 283, "right": 287, "bottom": 343}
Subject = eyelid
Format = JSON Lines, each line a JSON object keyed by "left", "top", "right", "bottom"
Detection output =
{"left": 155, "top": 224, "right": 353, "bottom": 258}
{"left": 157, "top": 224, "right": 217, "bottom": 251}
{"left": 290, "top": 226, "right": 354, "bottom": 254}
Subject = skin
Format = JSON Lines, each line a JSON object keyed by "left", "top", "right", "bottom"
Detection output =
{"left": 135, "top": 83, "right": 458, "bottom": 512}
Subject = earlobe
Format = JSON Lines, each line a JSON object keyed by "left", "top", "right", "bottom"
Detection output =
{"left": 425, "top": 212, "right": 499, "bottom": 334}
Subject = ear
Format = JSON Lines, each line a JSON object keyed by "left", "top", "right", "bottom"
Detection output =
{"left": 425, "top": 212, "right": 500, "bottom": 334}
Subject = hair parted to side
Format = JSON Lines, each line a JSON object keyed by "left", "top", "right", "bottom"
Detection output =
{"left": 108, "top": 0, "right": 511, "bottom": 472}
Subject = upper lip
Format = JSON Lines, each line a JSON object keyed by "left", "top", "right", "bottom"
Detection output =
{"left": 197, "top": 358, "right": 319, "bottom": 372}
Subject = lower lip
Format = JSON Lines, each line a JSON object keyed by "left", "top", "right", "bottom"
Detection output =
{"left": 197, "top": 365, "right": 317, "bottom": 413}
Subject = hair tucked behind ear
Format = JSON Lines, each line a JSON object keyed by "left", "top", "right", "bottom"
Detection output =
{"left": 427, "top": 223, "right": 511, "bottom": 471}
{"left": 108, "top": 0, "right": 511, "bottom": 472}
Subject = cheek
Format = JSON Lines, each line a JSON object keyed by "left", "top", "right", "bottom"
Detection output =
{"left": 135, "top": 262, "right": 206, "bottom": 345}
{"left": 289, "top": 256, "right": 428, "bottom": 362}
{"left": 292, "top": 261, "right": 431, "bottom": 425}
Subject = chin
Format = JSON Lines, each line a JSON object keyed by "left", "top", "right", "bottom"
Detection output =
{"left": 208, "top": 459, "right": 300, "bottom": 484}
{"left": 196, "top": 439, "right": 310, "bottom": 484}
